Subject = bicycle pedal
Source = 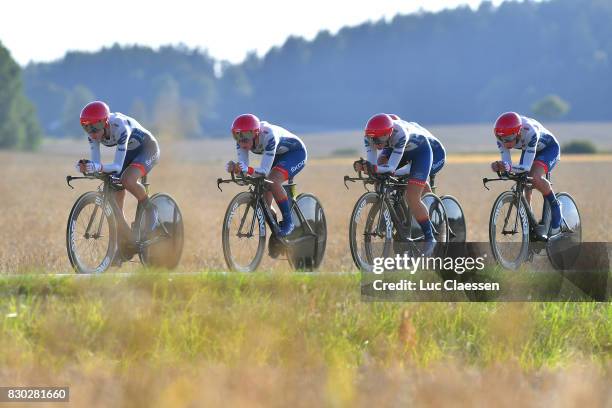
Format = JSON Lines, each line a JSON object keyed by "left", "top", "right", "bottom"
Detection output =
{"left": 530, "top": 233, "right": 548, "bottom": 242}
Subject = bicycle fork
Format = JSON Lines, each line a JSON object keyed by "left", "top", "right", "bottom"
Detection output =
{"left": 85, "top": 201, "right": 105, "bottom": 239}
{"left": 236, "top": 200, "right": 259, "bottom": 238}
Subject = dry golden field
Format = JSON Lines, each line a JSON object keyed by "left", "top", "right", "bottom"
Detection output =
{"left": 0, "top": 139, "right": 611, "bottom": 274}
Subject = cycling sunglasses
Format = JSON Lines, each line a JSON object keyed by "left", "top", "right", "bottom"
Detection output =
{"left": 232, "top": 130, "right": 257, "bottom": 143}
{"left": 81, "top": 121, "right": 106, "bottom": 134}
{"left": 367, "top": 135, "right": 391, "bottom": 146}
{"left": 497, "top": 133, "right": 518, "bottom": 143}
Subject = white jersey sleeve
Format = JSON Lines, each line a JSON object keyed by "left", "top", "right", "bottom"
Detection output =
{"left": 253, "top": 128, "right": 279, "bottom": 175}
{"left": 496, "top": 140, "right": 512, "bottom": 165}
{"left": 394, "top": 163, "right": 411, "bottom": 176}
{"left": 89, "top": 137, "right": 101, "bottom": 164}
{"left": 364, "top": 137, "right": 377, "bottom": 165}
{"left": 102, "top": 118, "right": 130, "bottom": 174}
{"left": 236, "top": 144, "right": 249, "bottom": 167}
{"left": 511, "top": 117, "right": 540, "bottom": 173}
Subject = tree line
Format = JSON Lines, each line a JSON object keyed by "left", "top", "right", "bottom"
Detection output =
{"left": 1, "top": 0, "right": 611, "bottom": 148}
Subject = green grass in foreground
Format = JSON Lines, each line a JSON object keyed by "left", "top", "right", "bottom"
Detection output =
{"left": 0, "top": 272, "right": 609, "bottom": 372}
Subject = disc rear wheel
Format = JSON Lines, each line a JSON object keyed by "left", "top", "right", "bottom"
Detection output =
{"left": 139, "top": 193, "right": 184, "bottom": 269}
{"left": 441, "top": 195, "right": 466, "bottom": 243}
{"left": 287, "top": 193, "right": 327, "bottom": 271}
{"left": 546, "top": 192, "right": 582, "bottom": 270}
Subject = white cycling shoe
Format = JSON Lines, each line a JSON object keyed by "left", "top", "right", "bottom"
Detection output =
{"left": 421, "top": 238, "right": 437, "bottom": 257}
{"left": 547, "top": 226, "right": 562, "bottom": 239}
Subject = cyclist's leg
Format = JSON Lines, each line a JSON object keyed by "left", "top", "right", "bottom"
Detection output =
{"left": 517, "top": 150, "right": 536, "bottom": 206}
{"left": 531, "top": 142, "right": 561, "bottom": 229}
{"left": 403, "top": 143, "right": 434, "bottom": 240}
{"left": 425, "top": 140, "right": 446, "bottom": 194}
{"left": 113, "top": 148, "right": 140, "bottom": 228}
{"left": 267, "top": 148, "right": 307, "bottom": 236}
{"left": 120, "top": 141, "right": 160, "bottom": 227}
{"left": 121, "top": 166, "right": 147, "bottom": 201}
{"left": 264, "top": 169, "right": 285, "bottom": 229}
{"left": 406, "top": 181, "right": 428, "bottom": 226}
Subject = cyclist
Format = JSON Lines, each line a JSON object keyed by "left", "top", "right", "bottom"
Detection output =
{"left": 491, "top": 112, "right": 562, "bottom": 237}
{"left": 354, "top": 113, "right": 436, "bottom": 244}
{"left": 76, "top": 101, "right": 160, "bottom": 241}
{"left": 388, "top": 113, "right": 446, "bottom": 193}
{"left": 225, "top": 114, "right": 307, "bottom": 237}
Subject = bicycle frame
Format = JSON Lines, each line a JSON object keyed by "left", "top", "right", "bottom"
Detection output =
{"left": 67, "top": 174, "right": 129, "bottom": 232}
{"left": 344, "top": 172, "right": 423, "bottom": 241}
{"left": 66, "top": 173, "right": 163, "bottom": 247}
{"left": 483, "top": 172, "right": 569, "bottom": 237}
{"left": 217, "top": 173, "right": 317, "bottom": 241}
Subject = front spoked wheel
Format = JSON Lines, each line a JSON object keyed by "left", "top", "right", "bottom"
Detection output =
{"left": 489, "top": 191, "right": 529, "bottom": 270}
{"left": 349, "top": 192, "right": 393, "bottom": 272}
{"left": 138, "top": 193, "right": 184, "bottom": 269}
{"left": 66, "top": 191, "right": 116, "bottom": 274}
{"left": 222, "top": 192, "right": 266, "bottom": 272}
{"left": 545, "top": 192, "right": 582, "bottom": 270}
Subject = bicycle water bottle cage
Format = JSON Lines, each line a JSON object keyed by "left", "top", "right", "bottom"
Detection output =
{"left": 283, "top": 182, "right": 297, "bottom": 199}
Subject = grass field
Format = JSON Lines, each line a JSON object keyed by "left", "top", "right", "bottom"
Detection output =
{"left": 0, "top": 273, "right": 610, "bottom": 406}
{"left": 0, "top": 138, "right": 611, "bottom": 406}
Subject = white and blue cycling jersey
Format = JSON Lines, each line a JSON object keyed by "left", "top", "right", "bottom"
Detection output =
{"left": 89, "top": 112, "right": 159, "bottom": 175}
{"left": 497, "top": 116, "right": 560, "bottom": 173}
{"left": 365, "top": 120, "right": 434, "bottom": 183}
{"left": 237, "top": 121, "right": 307, "bottom": 179}
{"left": 390, "top": 120, "right": 446, "bottom": 176}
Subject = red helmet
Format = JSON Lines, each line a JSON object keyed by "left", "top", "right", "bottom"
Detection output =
{"left": 388, "top": 113, "right": 400, "bottom": 120}
{"left": 80, "top": 101, "right": 110, "bottom": 126}
{"left": 494, "top": 112, "right": 522, "bottom": 138}
{"left": 365, "top": 113, "right": 393, "bottom": 138}
{"left": 231, "top": 113, "right": 261, "bottom": 136}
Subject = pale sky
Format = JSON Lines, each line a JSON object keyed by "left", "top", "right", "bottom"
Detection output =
{"left": 1, "top": 0, "right": 508, "bottom": 66}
